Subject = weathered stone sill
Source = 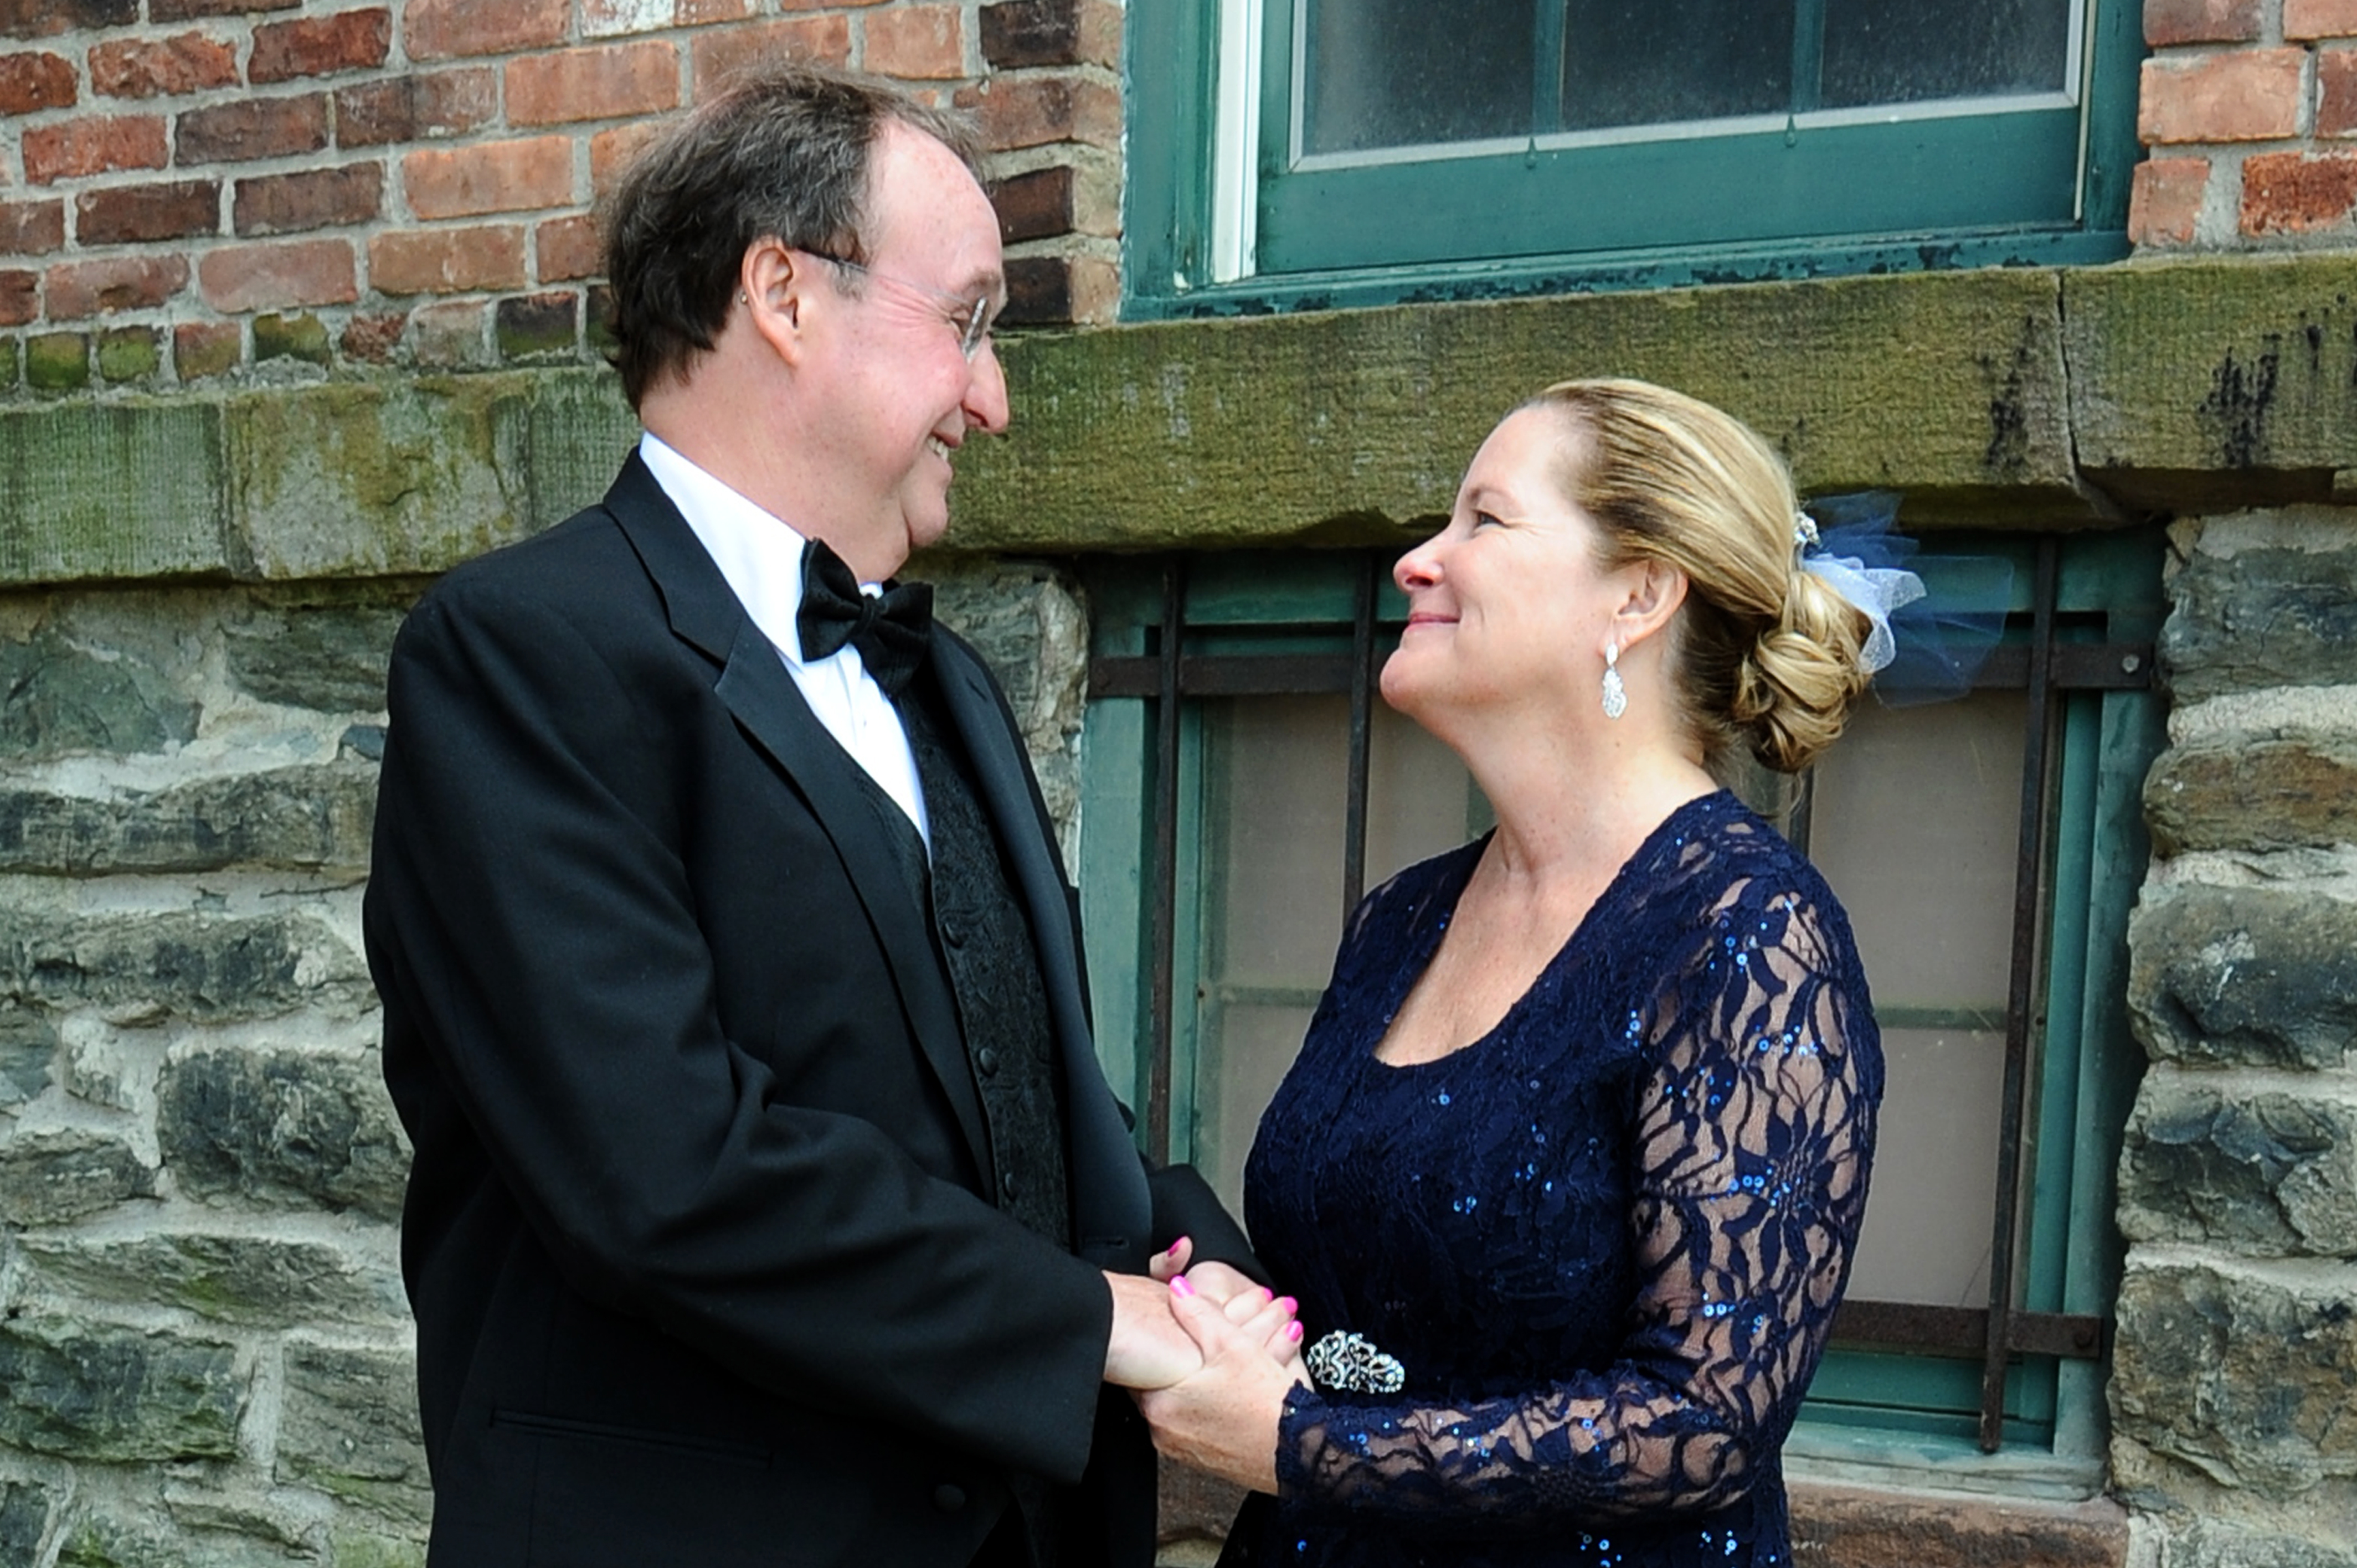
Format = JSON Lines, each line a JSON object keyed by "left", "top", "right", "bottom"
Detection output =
{"left": 4, "top": 254, "right": 2354, "bottom": 590}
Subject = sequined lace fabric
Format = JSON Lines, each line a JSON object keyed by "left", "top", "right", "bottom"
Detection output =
{"left": 1227, "top": 792, "right": 1883, "bottom": 1568}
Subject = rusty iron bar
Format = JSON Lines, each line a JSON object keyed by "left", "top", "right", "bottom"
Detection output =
{"left": 1835, "top": 1299, "right": 2103, "bottom": 1360}
{"left": 1981, "top": 535, "right": 2060, "bottom": 1452}
{"left": 1088, "top": 642, "right": 2151, "bottom": 701}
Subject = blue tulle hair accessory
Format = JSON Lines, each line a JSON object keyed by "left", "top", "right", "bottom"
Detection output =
{"left": 1793, "top": 491, "right": 2013, "bottom": 706}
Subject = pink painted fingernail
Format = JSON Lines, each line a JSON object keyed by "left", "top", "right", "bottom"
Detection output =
{"left": 1166, "top": 1236, "right": 1188, "bottom": 1257}
{"left": 1286, "top": 1321, "right": 1304, "bottom": 1342}
{"left": 1278, "top": 1296, "right": 1298, "bottom": 1315}
{"left": 1170, "top": 1275, "right": 1196, "bottom": 1299}
{"left": 1259, "top": 1287, "right": 1274, "bottom": 1303}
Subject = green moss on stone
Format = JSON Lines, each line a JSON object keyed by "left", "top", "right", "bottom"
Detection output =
{"left": 332, "top": 1530, "right": 428, "bottom": 1568}
{"left": 0, "top": 337, "right": 19, "bottom": 392}
{"left": 0, "top": 401, "right": 227, "bottom": 584}
{"left": 97, "top": 327, "right": 161, "bottom": 385}
{"left": 495, "top": 293, "right": 576, "bottom": 362}
{"left": 253, "top": 313, "right": 331, "bottom": 367}
{"left": 2066, "top": 255, "right": 2357, "bottom": 506}
{"left": 951, "top": 265, "right": 2085, "bottom": 552}
{"left": 25, "top": 333, "right": 89, "bottom": 393}
{"left": 176, "top": 328, "right": 241, "bottom": 383}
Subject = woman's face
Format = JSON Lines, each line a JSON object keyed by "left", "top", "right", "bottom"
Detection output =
{"left": 1380, "top": 406, "right": 1625, "bottom": 729}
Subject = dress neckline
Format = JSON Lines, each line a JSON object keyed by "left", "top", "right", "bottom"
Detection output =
{"left": 1367, "top": 789, "right": 1735, "bottom": 1074}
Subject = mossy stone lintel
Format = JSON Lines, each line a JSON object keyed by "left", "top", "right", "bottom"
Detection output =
{"left": 3, "top": 255, "right": 2354, "bottom": 587}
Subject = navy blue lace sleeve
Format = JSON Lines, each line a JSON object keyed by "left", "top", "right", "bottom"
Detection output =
{"left": 1268, "top": 809, "right": 1880, "bottom": 1536}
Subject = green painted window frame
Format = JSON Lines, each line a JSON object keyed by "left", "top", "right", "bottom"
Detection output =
{"left": 1075, "top": 533, "right": 2164, "bottom": 1469}
{"left": 1124, "top": 1, "right": 2145, "bottom": 318}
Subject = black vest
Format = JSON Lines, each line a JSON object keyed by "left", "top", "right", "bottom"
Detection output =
{"left": 843, "top": 668, "right": 1073, "bottom": 1568}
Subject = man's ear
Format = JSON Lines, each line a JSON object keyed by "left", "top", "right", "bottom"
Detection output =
{"left": 739, "top": 239, "right": 810, "bottom": 364}
{"left": 1612, "top": 558, "right": 1689, "bottom": 654}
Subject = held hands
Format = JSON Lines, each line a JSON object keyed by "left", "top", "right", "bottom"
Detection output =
{"left": 1103, "top": 1237, "right": 1303, "bottom": 1391}
{"left": 1134, "top": 1239, "right": 1313, "bottom": 1495}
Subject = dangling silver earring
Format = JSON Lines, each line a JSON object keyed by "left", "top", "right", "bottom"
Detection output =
{"left": 1601, "top": 642, "right": 1627, "bottom": 720}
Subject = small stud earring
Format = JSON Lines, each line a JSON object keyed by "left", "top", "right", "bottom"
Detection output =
{"left": 1601, "top": 642, "right": 1627, "bottom": 720}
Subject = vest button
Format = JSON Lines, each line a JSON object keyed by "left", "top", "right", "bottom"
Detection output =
{"left": 975, "top": 1046, "right": 1000, "bottom": 1077}
{"left": 1000, "top": 1170, "right": 1020, "bottom": 1201}
{"left": 932, "top": 1483, "right": 966, "bottom": 1513}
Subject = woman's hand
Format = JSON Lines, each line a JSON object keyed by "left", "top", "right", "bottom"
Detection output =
{"left": 1150, "top": 1237, "right": 1307, "bottom": 1369}
{"left": 1136, "top": 1276, "right": 1312, "bottom": 1494}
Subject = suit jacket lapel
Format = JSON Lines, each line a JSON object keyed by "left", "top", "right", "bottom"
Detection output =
{"left": 933, "top": 633, "right": 1152, "bottom": 1269}
{"left": 600, "top": 455, "right": 995, "bottom": 1186}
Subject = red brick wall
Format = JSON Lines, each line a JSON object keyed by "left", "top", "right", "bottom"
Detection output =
{"left": 0, "top": 0, "right": 1119, "bottom": 395}
{"left": 2132, "top": 0, "right": 2357, "bottom": 244}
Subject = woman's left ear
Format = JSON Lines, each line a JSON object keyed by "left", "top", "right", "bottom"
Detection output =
{"left": 1613, "top": 559, "right": 1689, "bottom": 652}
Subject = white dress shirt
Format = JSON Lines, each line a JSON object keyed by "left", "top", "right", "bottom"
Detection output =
{"left": 637, "top": 431, "right": 929, "bottom": 848}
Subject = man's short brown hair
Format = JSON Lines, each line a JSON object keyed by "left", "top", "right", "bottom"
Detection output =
{"left": 601, "top": 61, "right": 982, "bottom": 410}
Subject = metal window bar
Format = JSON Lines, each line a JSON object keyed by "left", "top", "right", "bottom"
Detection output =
{"left": 1103, "top": 541, "right": 2137, "bottom": 1449}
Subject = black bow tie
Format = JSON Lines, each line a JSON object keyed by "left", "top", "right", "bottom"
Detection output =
{"left": 795, "top": 539, "right": 934, "bottom": 698}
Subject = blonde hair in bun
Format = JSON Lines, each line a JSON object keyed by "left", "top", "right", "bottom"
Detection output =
{"left": 1521, "top": 378, "right": 1874, "bottom": 775}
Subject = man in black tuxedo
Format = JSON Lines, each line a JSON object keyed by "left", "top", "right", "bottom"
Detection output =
{"left": 364, "top": 64, "right": 1260, "bottom": 1568}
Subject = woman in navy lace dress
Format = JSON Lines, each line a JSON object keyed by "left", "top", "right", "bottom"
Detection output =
{"left": 1139, "top": 380, "right": 1888, "bottom": 1567}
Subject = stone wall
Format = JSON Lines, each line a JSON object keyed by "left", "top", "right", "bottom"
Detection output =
{"left": 0, "top": 542, "right": 1085, "bottom": 1565}
{"left": 0, "top": 0, "right": 1120, "bottom": 400}
{"left": 2113, "top": 508, "right": 2357, "bottom": 1568}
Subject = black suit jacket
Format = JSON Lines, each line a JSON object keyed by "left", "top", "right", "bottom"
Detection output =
{"left": 366, "top": 455, "right": 1212, "bottom": 1567}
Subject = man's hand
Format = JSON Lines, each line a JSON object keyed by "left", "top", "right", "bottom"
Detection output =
{"left": 1103, "top": 1271, "right": 1203, "bottom": 1390}
{"left": 1136, "top": 1276, "right": 1311, "bottom": 1494}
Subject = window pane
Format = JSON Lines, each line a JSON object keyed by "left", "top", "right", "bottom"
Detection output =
{"left": 1821, "top": 0, "right": 2073, "bottom": 109}
{"left": 1561, "top": 0, "right": 1794, "bottom": 131}
{"left": 1193, "top": 695, "right": 1478, "bottom": 1209}
{"left": 1808, "top": 694, "right": 2024, "bottom": 1006}
{"left": 1805, "top": 694, "right": 2026, "bottom": 1307}
{"left": 1846, "top": 1025, "right": 2004, "bottom": 1304}
{"left": 1304, "top": 0, "right": 1533, "bottom": 154}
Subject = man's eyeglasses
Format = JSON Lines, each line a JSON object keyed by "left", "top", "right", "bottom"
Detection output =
{"left": 811, "top": 252, "right": 997, "bottom": 361}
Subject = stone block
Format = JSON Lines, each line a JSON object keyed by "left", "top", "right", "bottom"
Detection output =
{"left": 2112, "top": 1260, "right": 2357, "bottom": 1498}
{"left": 0, "top": 1315, "right": 243, "bottom": 1462}
{"left": 506, "top": 367, "right": 640, "bottom": 530}
{"left": 54, "top": 1508, "right": 312, "bottom": 1568}
{"left": 19, "top": 1229, "right": 406, "bottom": 1327}
{"left": 0, "top": 1125, "right": 157, "bottom": 1224}
{"left": 0, "top": 619, "right": 199, "bottom": 761}
{"left": 0, "top": 763, "right": 379, "bottom": 875}
{"left": 1785, "top": 1482, "right": 2128, "bottom": 1568}
{"left": 493, "top": 290, "right": 575, "bottom": 361}
{"left": 223, "top": 378, "right": 532, "bottom": 579}
{"left": 252, "top": 312, "right": 332, "bottom": 367}
{"left": 0, "top": 1480, "right": 55, "bottom": 1568}
{"left": 2121, "top": 1075, "right": 2357, "bottom": 1255}
{"left": 0, "top": 998, "right": 58, "bottom": 1105}
{"left": 277, "top": 1339, "right": 430, "bottom": 1524}
{"left": 929, "top": 559, "right": 1087, "bottom": 847}
{"left": 96, "top": 325, "right": 161, "bottom": 384}
{"left": 2158, "top": 1517, "right": 2357, "bottom": 1568}
{"left": 954, "top": 265, "right": 2085, "bottom": 550}
{"left": 2146, "top": 733, "right": 2357, "bottom": 854}
{"left": 25, "top": 331, "right": 89, "bottom": 391}
{"left": 2129, "top": 885, "right": 2357, "bottom": 1068}
{"left": 0, "top": 909, "right": 370, "bottom": 1022}
{"left": 2066, "top": 256, "right": 2357, "bottom": 510}
{"left": 0, "top": 399, "right": 225, "bottom": 587}
{"left": 223, "top": 588, "right": 414, "bottom": 711}
{"left": 330, "top": 1532, "right": 428, "bottom": 1568}
{"left": 2161, "top": 544, "right": 2357, "bottom": 703}
{"left": 156, "top": 1045, "right": 408, "bottom": 1220}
